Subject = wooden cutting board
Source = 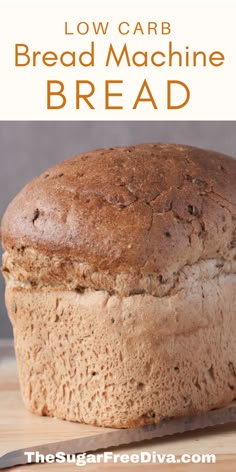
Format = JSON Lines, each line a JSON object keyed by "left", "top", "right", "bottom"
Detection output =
{"left": 1, "top": 340, "right": 236, "bottom": 471}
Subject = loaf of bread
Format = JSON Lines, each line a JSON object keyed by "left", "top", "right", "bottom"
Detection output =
{"left": 1, "top": 143, "right": 236, "bottom": 428}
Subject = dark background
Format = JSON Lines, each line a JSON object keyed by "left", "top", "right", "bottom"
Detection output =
{"left": 1, "top": 121, "right": 235, "bottom": 338}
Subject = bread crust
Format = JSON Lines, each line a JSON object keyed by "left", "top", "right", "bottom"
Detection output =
{"left": 2, "top": 143, "right": 236, "bottom": 295}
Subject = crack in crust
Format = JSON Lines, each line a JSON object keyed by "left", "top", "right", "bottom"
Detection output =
{"left": 3, "top": 249, "right": 236, "bottom": 297}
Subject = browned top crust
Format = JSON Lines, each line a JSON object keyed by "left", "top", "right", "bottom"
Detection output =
{"left": 2, "top": 143, "right": 236, "bottom": 296}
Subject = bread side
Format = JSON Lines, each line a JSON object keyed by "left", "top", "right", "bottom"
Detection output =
{"left": 6, "top": 264, "right": 236, "bottom": 428}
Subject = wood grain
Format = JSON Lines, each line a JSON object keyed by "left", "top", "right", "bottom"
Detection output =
{"left": 1, "top": 341, "right": 236, "bottom": 470}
